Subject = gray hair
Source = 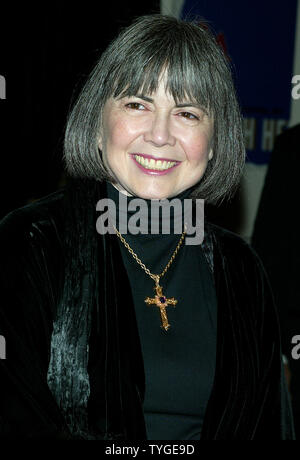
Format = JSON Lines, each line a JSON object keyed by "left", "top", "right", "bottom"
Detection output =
{"left": 64, "top": 14, "right": 245, "bottom": 204}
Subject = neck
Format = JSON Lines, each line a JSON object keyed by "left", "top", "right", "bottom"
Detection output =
{"left": 106, "top": 181, "right": 193, "bottom": 236}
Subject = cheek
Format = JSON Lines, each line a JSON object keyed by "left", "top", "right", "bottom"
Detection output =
{"left": 104, "top": 115, "right": 140, "bottom": 154}
{"left": 104, "top": 119, "right": 124, "bottom": 149}
{"left": 183, "top": 132, "right": 212, "bottom": 163}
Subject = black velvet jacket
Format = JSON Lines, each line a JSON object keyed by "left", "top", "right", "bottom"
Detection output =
{"left": 0, "top": 180, "right": 295, "bottom": 439}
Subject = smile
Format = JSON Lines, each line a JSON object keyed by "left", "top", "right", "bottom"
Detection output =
{"left": 133, "top": 154, "right": 179, "bottom": 171}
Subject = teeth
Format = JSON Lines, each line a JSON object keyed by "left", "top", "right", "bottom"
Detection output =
{"left": 134, "top": 155, "right": 177, "bottom": 170}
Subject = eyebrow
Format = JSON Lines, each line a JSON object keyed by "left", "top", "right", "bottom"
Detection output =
{"left": 132, "top": 94, "right": 208, "bottom": 114}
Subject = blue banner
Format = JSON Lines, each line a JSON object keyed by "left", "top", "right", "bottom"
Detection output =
{"left": 180, "top": 0, "right": 298, "bottom": 163}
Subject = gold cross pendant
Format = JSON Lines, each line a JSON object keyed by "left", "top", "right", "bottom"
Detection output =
{"left": 145, "top": 282, "right": 177, "bottom": 331}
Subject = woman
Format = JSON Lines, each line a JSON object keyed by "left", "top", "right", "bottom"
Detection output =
{"left": 0, "top": 14, "right": 295, "bottom": 440}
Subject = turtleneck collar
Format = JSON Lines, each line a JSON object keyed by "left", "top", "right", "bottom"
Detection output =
{"left": 105, "top": 181, "right": 196, "bottom": 236}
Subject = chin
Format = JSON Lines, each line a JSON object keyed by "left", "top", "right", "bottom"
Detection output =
{"left": 117, "top": 176, "right": 182, "bottom": 200}
{"left": 145, "top": 194, "right": 168, "bottom": 200}
{"left": 130, "top": 185, "right": 170, "bottom": 200}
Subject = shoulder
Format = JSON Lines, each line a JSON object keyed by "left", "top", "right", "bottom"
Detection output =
{"left": 0, "top": 178, "right": 102, "bottom": 261}
{"left": 206, "top": 221, "right": 254, "bottom": 255}
{"left": 0, "top": 189, "right": 67, "bottom": 291}
{"left": 205, "top": 221, "right": 267, "bottom": 277}
{"left": 0, "top": 189, "right": 69, "bottom": 321}
{"left": 0, "top": 189, "right": 66, "bottom": 248}
{"left": 206, "top": 222, "right": 279, "bottom": 331}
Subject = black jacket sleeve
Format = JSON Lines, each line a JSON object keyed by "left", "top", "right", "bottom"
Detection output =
{"left": 0, "top": 205, "right": 71, "bottom": 439}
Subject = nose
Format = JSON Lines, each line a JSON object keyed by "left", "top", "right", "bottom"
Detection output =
{"left": 144, "top": 112, "right": 176, "bottom": 147}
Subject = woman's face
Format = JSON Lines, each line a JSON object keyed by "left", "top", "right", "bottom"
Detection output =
{"left": 98, "top": 75, "right": 214, "bottom": 199}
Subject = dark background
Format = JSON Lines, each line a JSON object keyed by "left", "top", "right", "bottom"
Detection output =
{"left": 0, "top": 1, "right": 160, "bottom": 219}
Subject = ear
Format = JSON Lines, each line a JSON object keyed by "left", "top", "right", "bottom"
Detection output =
{"left": 208, "top": 148, "right": 213, "bottom": 161}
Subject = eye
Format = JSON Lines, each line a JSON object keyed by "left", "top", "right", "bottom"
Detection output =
{"left": 125, "top": 102, "right": 146, "bottom": 110}
{"left": 178, "top": 111, "right": 199, "bottom": 120}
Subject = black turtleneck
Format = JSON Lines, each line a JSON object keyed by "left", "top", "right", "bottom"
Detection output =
{"left": 106, "top": 181, "right": 217, "bottom": 440}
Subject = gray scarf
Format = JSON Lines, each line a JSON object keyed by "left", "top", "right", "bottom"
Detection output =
{"left": 46, "top": 178, "right": 100, "bottom": 439}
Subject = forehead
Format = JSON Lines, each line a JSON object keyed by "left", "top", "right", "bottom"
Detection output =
{"left": 112, "top": 71, "right": 208, "bottom": 111}
{"left": 111, "top": 64, "right": 210, "bottom": 108}
{"left": 119, "top": 76, "right": 178, "bottom": 103}
{"left": 101, "top": 80, "right": 213, "bottom": 129}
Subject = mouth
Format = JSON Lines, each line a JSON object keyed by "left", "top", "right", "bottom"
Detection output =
{"left": 131, "top": 153, "right": 180, "bottom": 172}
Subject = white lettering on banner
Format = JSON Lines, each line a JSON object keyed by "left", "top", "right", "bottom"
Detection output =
{"left": 243, "top": 117, "right": 256, "bottom": 150}
{"left": 275, "top": 119, "right": 288, "bottom": 137}
{"left": 261, "top": 119, "right": 288, "bottom": 151}
{"left": 261, "top": 119, "right": 275, "bottom": 151}
{"left": 291, "top": 75, "right": 300, "bottom": 100}
{"left": 0, "top": 75, "right": 6, "bottom": 100}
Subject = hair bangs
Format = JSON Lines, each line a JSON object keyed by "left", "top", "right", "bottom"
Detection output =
{"left": 163, "top": 57, "right": 213, "bottom": 116}
{"left": 111, "top": 32, "right": 212, "bottom": 117}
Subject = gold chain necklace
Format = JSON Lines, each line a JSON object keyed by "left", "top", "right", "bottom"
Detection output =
{"left": 113, "top": 226, "right": 186, "bottom": 331}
